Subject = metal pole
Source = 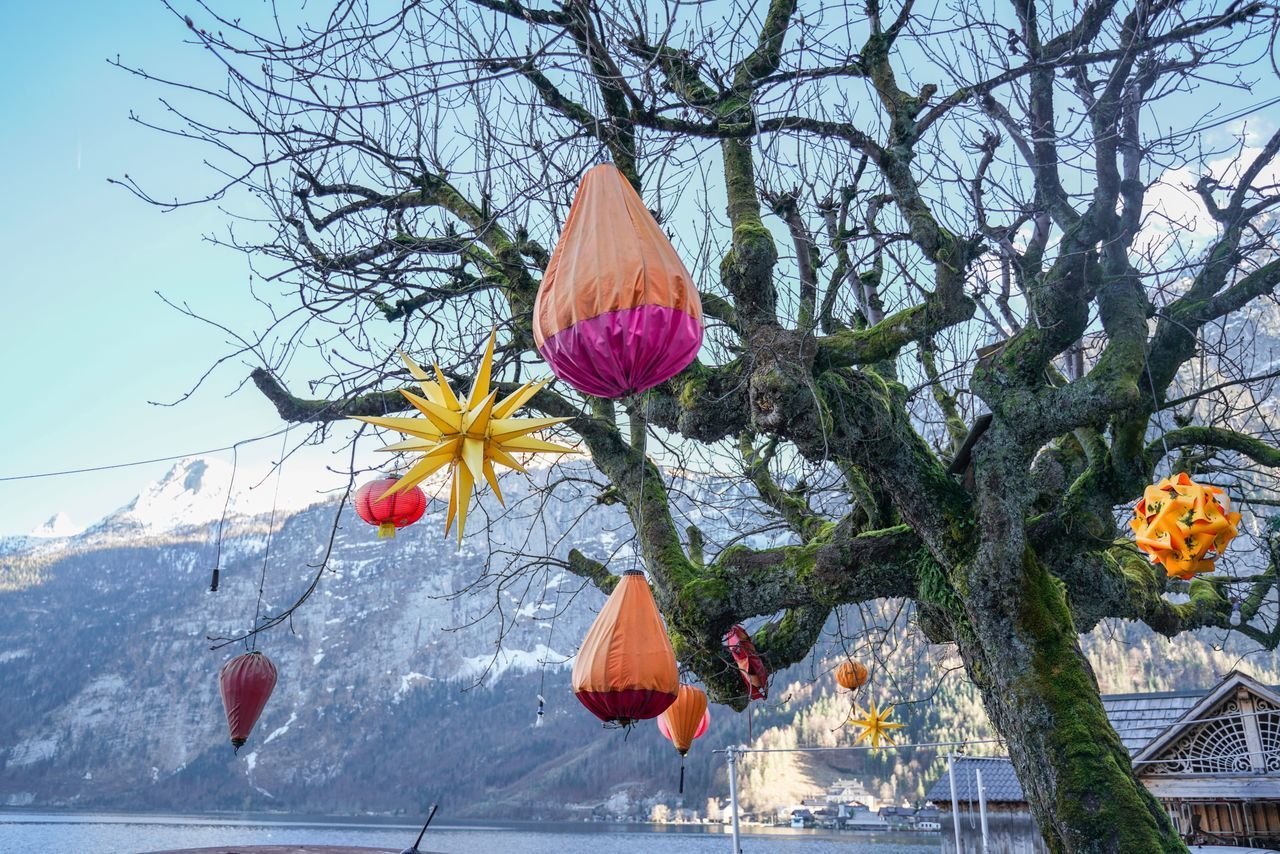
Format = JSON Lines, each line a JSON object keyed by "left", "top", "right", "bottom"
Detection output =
{"left": 948, "top": 752, "right": 963, "bottom": 854}
{"left": 977, "top": 768, "right": 989, "bottom": 853}
{"left": 726, "top": 745, "right": 742, "bottom": 854}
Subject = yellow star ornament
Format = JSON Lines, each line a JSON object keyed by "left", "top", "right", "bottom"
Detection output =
{"left": 849, "top": 700, "right": 904, "bottom": 748}
{"left": 350, "top": 331, "right": 576, "bottom": 541}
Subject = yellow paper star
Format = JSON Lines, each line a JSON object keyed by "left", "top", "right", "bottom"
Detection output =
{"left": 849, "top": 700, "right": 904, "bottom": 748}
{"left": 351, "top": 331, "right": 576, "bottom": 541}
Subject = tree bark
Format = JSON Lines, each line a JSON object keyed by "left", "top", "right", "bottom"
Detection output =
{"left": 957, "top": 550, "right": 1184, "bottom": 853}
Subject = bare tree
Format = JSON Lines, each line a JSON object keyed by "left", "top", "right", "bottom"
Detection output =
{"left": 118, "top": 0, "right": 1280, "bottom": 850}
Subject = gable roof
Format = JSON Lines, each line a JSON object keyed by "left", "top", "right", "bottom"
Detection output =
{"left": 924, "top": 756, "right": 1024, "bottom": 804}
{"left": 1129, "top": 670, "right": 1280, "bottom": 767}
{"left": 1102, "top": 670, "right": 1280, "bottom": 757}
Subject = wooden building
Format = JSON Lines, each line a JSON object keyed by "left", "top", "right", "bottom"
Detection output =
{"left": 1108, "top": 670, "right": 1280, "bottom": 847}
{"left": 928, "top": 670, "right": 1280, "bottom": 850}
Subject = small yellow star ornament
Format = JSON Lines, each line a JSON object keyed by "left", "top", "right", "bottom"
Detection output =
{"left": 351, "top": 331, "right": 576, "bottom": 541}
{"left": 849, "top": 700, "right": 904, "bottom": 748}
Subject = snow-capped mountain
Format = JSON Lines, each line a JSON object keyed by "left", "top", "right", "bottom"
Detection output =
{"left": 0, "top": 459, "right": 771, "bottom": 816}
{"left": 28, "top": 513, "right": 79, "bottom": 539}
{"left": 1, "top": 457, "right": 1276, "bottom": 819}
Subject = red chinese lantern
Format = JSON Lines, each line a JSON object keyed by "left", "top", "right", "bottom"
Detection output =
{"left": 724, "top": 625, "right": 768, "bottom": 701}
{"left": 355, "top": 477, "right": 427, "bottom": 538}
{"left": 572, "top": 570, "right": 679, "bottom": 726}
{"left": 533, "top": 163, "right": 704, "bottom": 398}
{"left": 219, "top": 651, "right": 277, "bottom": 751}
{"left": 657, "top": 684, "right": 710, "bottom": 794}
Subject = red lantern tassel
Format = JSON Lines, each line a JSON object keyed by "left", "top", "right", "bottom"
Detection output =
{"left": 377, "top": 523, "right": 396, "bottom": 538}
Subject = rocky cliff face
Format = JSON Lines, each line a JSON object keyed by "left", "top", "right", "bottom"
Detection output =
{"left": 0, "top": 458, "right": 1275, "bottom": 819}
{"left": 0, "top": 458, "right": 759, "bottom": 818}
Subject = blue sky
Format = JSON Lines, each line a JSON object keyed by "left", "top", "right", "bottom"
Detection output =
{"left": 0, "top": 3, "right": 342, "bottom": 534}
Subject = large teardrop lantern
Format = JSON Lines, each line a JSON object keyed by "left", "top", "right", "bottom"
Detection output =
{"left": 534, "top": 164, "right": 704, "bottom": 398}
{"left": 219, "top": 651, "right": 278, "bottom": 751}
{"left": 835, "top": 660, "right": 869, "bottom": 691}
{"left": 572, "top": 569, "right": 679, "bottom": 726}
{"left": 355, "top": 477, "right": 427, "bottom": 538}
{"left": 724, "top": 624, "right": 768, "bottom": 701}
{"left": 1131, "top": 472, "right": 1240, "bottom": 579}
{"left": 657, "top": 683, "right": 710, "bottom": 794}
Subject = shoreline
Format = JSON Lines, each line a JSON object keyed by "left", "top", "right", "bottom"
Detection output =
{"left": 0, "top": 808, "right": 936, "bottom": 842}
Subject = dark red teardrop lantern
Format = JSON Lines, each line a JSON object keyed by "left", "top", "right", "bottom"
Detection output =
{"left": 724, "top": 624, "right": 768, "bottom": 701}
{"left": 219, "top": 651, "right": 277, "bottom": 751}
{"left": 355, "top": 478, "right": 427, "bottom": 538}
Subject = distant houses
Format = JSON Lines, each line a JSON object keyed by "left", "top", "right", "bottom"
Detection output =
{"left": 769, "top": 776, "right": 944, "bottom": 832}
{"left": 927, "top": 670, "right": 1280, "bottom": 851}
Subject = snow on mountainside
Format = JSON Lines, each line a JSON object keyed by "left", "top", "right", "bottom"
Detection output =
{"left": 1, "top": 455, "right": 1277, "bottom": 818}
{"left": 92, "top": 457, "right": 324, "bottom": 536}
{"left": 0, "top": 459, "right": 776, "bottom": 816}
{"left": 28, "top": 512, "right": 80, "bottom": 539}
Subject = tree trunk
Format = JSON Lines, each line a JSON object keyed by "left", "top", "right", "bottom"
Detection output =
{"left": 957, "top": 550, "right": 1185, "bottom": 853}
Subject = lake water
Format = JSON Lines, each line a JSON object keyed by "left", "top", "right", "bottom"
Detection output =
{"left": 0, "top": 811, "right": 942, "bottom": 854}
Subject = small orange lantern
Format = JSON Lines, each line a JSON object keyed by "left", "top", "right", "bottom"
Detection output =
{"left": 1131, "top": 473, "right": 1241, "bottom": 579}
{"left": 656, "top": 683, "right": 710, "bottom": 793}
{"left": 835, "top": 660, "right": 869, "bottom": 691}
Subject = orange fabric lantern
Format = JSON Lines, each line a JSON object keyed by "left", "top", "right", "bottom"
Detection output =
{"left": 656, "top": 683, "right": 710, "bottom": 793}
{"left": 533, "top": 163, "right": 703, "bottom": 399}
{"left": 835, "top": 660, "right": 869, "bottom": 691}
{"left": 572, "top": 569, "right": 679, "bottom": 726}
{"left": 657, "top": 684, "right": 710, "bottom": 755}
{"left": 1131, "top": 472, "right": 1241, "bottom": 579}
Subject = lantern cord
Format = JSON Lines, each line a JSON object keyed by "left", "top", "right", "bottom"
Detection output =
{"left": 209, "top": 444, "right": 240, "bottom": 593}
{"left": 250, "top": 427, "right": 290, "bottom": 651}
{"left": 679, "top": 755, "right": 685, "bottom": 795}
{"left": 535, "top": 566, "right": 564, "bottom": 726}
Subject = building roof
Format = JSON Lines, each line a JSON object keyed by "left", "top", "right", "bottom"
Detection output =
{"left": 924, "top": 756, "right": 1025, "bottom": 804}
{"left": 1101, "top": 687, "right": 1204, "bottom": 756}
{"left": 1103, "top": 670, "right": 1280, "bottom": 758}
{"left": 925, "top": 671, "right": 1280, "bottom": 808}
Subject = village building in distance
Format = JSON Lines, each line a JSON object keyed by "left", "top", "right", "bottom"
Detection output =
{"left": 928, "top": 671, "right": 1280, "bottom": 851}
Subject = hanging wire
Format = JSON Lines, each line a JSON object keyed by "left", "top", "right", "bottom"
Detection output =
{"left": 249, "top": 427, "right": 290, "bottom": 651}
{"left": 209, "top": 445, "right": 240, "bottom": 593}
{"left": 535, "top": 567, "right": 565, "bottom": 727}
{"left": 1, "top": 427, "right": 289, "bottom": 483}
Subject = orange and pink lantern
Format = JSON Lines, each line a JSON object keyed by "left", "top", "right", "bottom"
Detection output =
{"left": 534, "top": 164, "right": 703, "bottom": 399}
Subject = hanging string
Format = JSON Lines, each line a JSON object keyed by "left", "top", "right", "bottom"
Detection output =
{"left": 250, "top": 427, "right": 290, "bottom": 651}
{"left": 679, "top": 754, "right": 686, "bottom": 795}
{"left": 1, "top": 427, "right": 288, "bottom": 483}
{"left": 535, "top": 568, "right": 564, "bottom": 727}
{"left": 209, "top": 445, "right": 240, "bottom": 593}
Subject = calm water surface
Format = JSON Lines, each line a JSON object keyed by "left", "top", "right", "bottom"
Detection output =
{"left": 0, "top": 811, "right": 941, "bottom": 854}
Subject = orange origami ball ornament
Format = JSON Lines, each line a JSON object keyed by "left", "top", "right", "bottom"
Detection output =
{"left": 1130, "top": 472, "right": 1241, "bottom": 580}
{"left": 835, "top": 660, "right": 869, "bottom": 691}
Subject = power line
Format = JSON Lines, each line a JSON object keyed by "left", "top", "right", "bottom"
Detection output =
{"left": 714, "top": 739, "right": 1002, "bottom": 755}
{"left": 0, "top": 427, "right": 291, "bottom": 483}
